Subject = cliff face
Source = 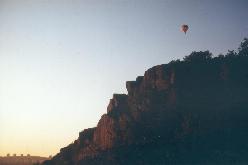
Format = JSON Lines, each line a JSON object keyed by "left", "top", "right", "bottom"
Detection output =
{"left": 43, "top": 54, "right": 248, "bottom": 165}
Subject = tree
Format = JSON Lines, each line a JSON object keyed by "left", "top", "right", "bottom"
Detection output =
{"left": 225, "top": 50, "right": 237, "bottom": 57}
{"left": 238, "top": 38, "right": 248, "bottom": 56}
{"left": 183, "top": 51, "right": 212, "bottom": 62}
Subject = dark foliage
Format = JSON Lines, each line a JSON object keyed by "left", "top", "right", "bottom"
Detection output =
{"left": 238, "top": 38, "right": 248, "bottom": 56}
{"left": 183, "top": 51, "right": 212, "bottom": 62}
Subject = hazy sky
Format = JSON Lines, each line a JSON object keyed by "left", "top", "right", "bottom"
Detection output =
{"left": 0, "top": 0, "right": 247, "bottom": 157}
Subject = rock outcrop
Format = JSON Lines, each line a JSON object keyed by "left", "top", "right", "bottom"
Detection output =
{"left": 43, "top": 52, "right": 248, "bottom": 165}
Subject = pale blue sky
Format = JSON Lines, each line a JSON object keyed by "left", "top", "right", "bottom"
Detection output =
{"left": 0, "top": 0, "right": 247, "bottom": 156}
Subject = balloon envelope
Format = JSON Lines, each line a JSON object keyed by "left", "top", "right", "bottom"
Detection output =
{"left": 181, "top": 24, "right": 189, "bottom": 34}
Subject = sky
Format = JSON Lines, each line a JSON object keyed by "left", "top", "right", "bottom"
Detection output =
{"left": 0, "top": 0, "right": 247, "bottom": 157}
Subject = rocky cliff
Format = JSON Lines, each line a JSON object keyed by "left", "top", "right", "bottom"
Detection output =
{"left": 43, "top": 48, "right": 248, "bottom": 165}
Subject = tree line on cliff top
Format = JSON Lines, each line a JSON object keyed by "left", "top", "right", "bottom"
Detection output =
{"left": 169, "top": 38, "right": 248, "bottom": 64}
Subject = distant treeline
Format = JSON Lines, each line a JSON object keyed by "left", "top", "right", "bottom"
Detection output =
{"left": 0, "top": 155, "right": 50, "bottom": 165}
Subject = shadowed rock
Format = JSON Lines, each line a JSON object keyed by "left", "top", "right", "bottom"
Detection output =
{"left": 43, "top": 42, "right": 248, "bottom": 164}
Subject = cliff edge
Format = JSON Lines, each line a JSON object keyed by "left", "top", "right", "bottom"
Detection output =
{"left": 43, "top": 40, "right": 248, "bottom": 165}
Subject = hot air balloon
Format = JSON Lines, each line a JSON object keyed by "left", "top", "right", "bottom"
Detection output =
{"left": 181, "top": 24, "right": 189, "bottom": 34}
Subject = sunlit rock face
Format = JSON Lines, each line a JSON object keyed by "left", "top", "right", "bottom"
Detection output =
{"left": 43, "top": 54, "right": 248, "bottom": 165}
{"left": 93, "top": 114, "right": 117, "bottom": 150}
